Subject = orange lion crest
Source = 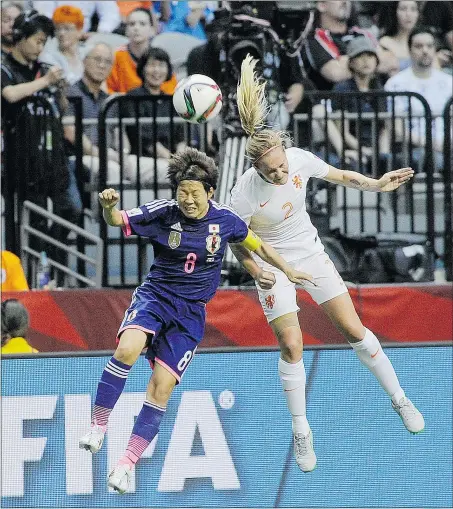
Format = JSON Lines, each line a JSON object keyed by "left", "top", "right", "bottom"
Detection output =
{"left": 292, "top": 174, "right": 303, "bottom": 189}
{"left": 265, "top": 295, "right": 275, "bottom": 309}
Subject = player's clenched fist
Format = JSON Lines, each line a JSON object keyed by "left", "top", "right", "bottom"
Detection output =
{"left": 99, "top": 188, "right": 120, "bottom": 209}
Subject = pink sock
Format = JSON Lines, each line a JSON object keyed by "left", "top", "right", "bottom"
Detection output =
{"left": 118, "top": 449, "right": 139, "bottom": 468}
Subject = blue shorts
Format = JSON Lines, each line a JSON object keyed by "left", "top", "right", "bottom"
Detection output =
{"left": 117, "top": 281, "right": 206, "bottom": 383}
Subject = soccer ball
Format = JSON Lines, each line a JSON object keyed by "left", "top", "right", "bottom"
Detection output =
{"left": 172, "top": 74, "right": 222, "bottom": 124}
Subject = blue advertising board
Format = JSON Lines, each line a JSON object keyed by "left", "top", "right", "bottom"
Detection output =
{"left": 2, "top": 347, "right": 452, "bottom": 507}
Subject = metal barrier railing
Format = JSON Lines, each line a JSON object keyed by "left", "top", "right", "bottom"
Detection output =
{"left": 443, "top": 97, "right": 453, "bottom": 281}
{"left": 21, "top": 200, "right": 104, "bottom": 287}
{"left": 291, "top": 91, "right": 437, "bottom": 247}
{"left": 3, "top": 91, "right": 448, "bottom": 287}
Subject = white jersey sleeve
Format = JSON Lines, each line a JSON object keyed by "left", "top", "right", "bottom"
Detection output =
{"left": 290, "top": 147, "right": 330, "bottom": 179}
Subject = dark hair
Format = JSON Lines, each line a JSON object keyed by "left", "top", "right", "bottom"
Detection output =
{"left": 126, "top": 7, "right": 154, "bottom": 26}
{"left": 313, "top": 1, "right": 358, "bottom": 30}
{"left": 408, "top": 25, "right": 436, "bottom": 49}
{"left": 167, "top": 147, "right": 219, "bottom": 192}
{"left": 136, "top": 47, "right": 172, "bottom": 83}
{"left": 12, "top": 9, "right": 54, "bottom": 43}
{"left": 1, "top": 299, "right": 29, "bottom": 345}
{"left": 377, "top": 1, "right": 420, "bottom": 37}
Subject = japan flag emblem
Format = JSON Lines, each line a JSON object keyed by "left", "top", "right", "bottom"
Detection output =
{"left": 206, "top": 233, "right": 221, "bottom": 254}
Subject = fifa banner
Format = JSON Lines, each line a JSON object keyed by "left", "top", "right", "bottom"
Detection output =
{"left": 2, "top": 348, "right": 452, "bottom": 508}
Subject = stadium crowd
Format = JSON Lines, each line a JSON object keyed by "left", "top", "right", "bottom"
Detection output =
{"left": 1, "top": 0, "right": 452, "bottom": 289}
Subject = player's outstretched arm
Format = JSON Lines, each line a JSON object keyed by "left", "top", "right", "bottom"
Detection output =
{"left": 232, "top": 230, "right": 316, "bottom": 287}
{"left": 98, "top": 188, "right": 124, "bottom": 227}
{"left": 229, "top": 243, "right": 276, "bottom": 290}
{"left": 322, "top": 166, "right": 414, "bottom": 192}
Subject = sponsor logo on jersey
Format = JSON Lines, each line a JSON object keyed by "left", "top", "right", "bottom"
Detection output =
{"left": 168, "top": 231, "right": 181, "bottom": 249}
{"left": 259, "top": 199, "right": 271, "bottom": 208}
{"left": 292, "top": 174, "right": 303, "bottom": 189}
{"left": 206, "top": 234, "right": 221, "bottom": 254}
{"left": 265, "top": 294, "right": 275, "bottom": 309}
{"left": 209, "top": 224, "right": 220, "bottom": 233}
{"left": 171, "top": 222, "right": 183, "bottom": 232}
{"left": 126, "top": 207, "right": 143, "bottom": 217}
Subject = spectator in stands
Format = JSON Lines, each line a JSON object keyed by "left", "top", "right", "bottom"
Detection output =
{"left": 1, "top": 251, "right": 29, "bottom": 291}
{"left": 1, "top": 2, "right": 23, "bottom": 58}
{"left": 39, "top": 5, "right": 84, "bottom": 85}
{"left": 1, "top": 11, "right": 77, "bottom": 253}
{"left": 106, "top": 7, "right": 176, "bottom": 94}
{"left": 123, "top": 47, "right": 185, "bottom": 185}
{"left": 384, "top": 26, "right": 453, "bottom": 172}
{"left": 114, "top": 1, "right": 158, "bottom": 36}
{"left": 330, "top": 36, "right": 389, "bottom": 171}
{"left": 1, "top": 299, "right": 37, "bottom": 354}
{"left": 378, "top": 1, "right": 420, "bottom": 75}
{"left": 420, "top": 1, "right": 453, "bottom": 71}
{"left": 157, "top": 1, "right": 215, "bottom": 41}
{"left": 65, "top": 42, "right": 127, "bottom": 185}
{"left": 34, "top": 1, "right": 121, "bottom": 38}
{"left": 302, "top": 0, "right": 398, "bottom": 90}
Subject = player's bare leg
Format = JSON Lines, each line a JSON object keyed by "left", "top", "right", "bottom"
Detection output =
{"left": 79, "top": 329, "right": 147, "bottom": 453}
{"left": 271, "top": 312, "right": 316, "bottom": 472}
{"left": 321, "top": 292, "right": 424, "bottom": 433}
{"left": 108, "top": 363, "right": 177, "bottom": 494}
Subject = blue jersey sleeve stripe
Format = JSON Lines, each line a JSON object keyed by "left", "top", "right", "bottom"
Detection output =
{"left": 144, "top": 200, "right": 178, "bottom": 214}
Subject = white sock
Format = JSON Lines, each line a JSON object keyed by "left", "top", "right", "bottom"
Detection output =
{"left": 351, "top": 328, "right": 405, "bottom": 404}
{"left": 278, "top": 357, "right": 311, "bottom": 435}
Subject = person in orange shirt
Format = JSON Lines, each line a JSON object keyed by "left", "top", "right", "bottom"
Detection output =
{"left": 1, "top": 251, "right": 29, "bottom": 291}
{"left": 1, "top": 299, "right": 38, "bottom": 354}
{"left": 107, "top": 7, "right": 176, "bottom": 95}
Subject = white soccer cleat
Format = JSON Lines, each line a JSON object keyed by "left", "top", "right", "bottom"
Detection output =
{"left": 392, "top": 397, "right": 425, "bottom": 434}
{"left": 108, "top": 464, "right": 132, "bottom": 494}
{"left": 294, "top": 430, "right": 317, "bottom": 472}
{"left": 79, "top": 424, "right": 105, "bottom": 453}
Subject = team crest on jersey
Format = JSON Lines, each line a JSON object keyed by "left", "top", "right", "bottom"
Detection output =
{"left": 265, "top": 295, "right": 275, "bottom": 309}
{"left": 292, "top": 174, "right": 303, "bottom": 189}
{"left": 206, "top": 233, "right": 221, "bottom": 254}
{"left": 168, "top": 231, "right": 181, "bottom": 249}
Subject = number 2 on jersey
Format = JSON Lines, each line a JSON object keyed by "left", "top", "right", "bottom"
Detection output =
{"left": 184, "top": 253, "right": 197, "bottom": 273}
{"left": 282, "top": 202, "right": 293, "bottom": 220}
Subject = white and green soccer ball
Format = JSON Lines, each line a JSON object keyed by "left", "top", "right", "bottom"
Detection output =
{"left": 172, "top": 74, "right": 223, "bottom": 124}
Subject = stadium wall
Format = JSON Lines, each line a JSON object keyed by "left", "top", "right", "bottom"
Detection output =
{"left": 2, "top": 347, "right": 452, "bottom": 508}
{"left": 2, "top": 284, "right": 452, "bottom": 351}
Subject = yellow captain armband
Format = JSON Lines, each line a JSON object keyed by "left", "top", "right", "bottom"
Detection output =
{"left": 239, "top": 229, "right": 262, "bottom": 252}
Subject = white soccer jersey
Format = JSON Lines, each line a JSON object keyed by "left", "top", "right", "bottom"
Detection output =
{"left": 230, "top": 147, "right": 330, "bottom": 262}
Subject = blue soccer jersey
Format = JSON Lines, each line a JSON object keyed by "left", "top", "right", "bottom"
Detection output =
{"left": 121, "top": 199, "right": 248, "bottom": 302}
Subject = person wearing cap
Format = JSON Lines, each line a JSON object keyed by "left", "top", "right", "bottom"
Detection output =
{"left": 329, "top": 36, "right": 389, "bottom": 170}
{"left": 39, "top": 5, "right": 84, "bottom": 85}
{"left": 34, "top": 1, "right": 121, "bottom": 35}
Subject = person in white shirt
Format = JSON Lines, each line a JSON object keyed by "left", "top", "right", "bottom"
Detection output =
{"left": 230, "top": 55, "right": 425, "bottom": 473}
{"left": 384, "top": 26, "right": 453, "bottom": 172}
{"left": 33, "top": 1, "right": 120, "bottom": 35}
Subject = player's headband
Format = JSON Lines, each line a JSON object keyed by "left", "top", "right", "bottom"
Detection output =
{"left": 253, "top": 145, "right": 279, "bottom": 164}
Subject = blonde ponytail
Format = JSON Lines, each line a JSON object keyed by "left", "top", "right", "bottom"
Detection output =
{"left": 236, "top": 54, "right": 269, "bottom": 136}
{"left": 236, "top": 54, "right": 291, "bottom": 164}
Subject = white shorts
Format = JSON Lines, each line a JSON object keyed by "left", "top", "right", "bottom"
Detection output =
{"left": 256, "top": 251, "right": 348, "bottom": 322}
